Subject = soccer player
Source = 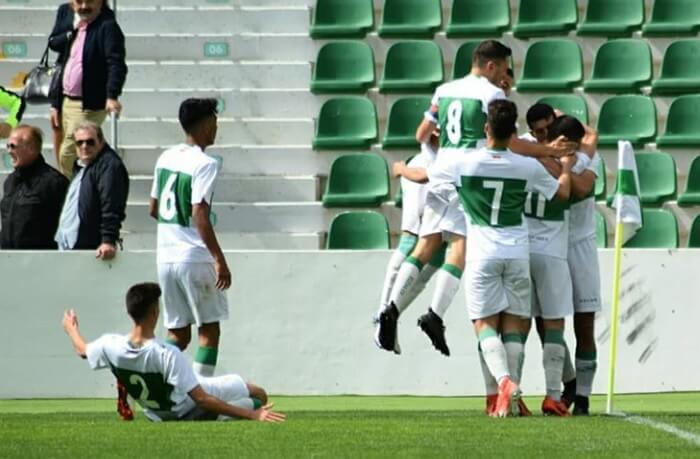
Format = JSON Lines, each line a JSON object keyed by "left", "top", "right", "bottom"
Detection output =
{"left": 450, "top": 99, "right": 574, "bottom": 417}
{"left": 62, "top": 282, "right": 285, "bottom": 422}
{"left": 149, "top": 98, "right": 231, "bottom": 377}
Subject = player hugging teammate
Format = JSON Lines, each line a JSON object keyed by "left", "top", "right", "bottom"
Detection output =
{"left": 376, "top": 39, "right": 601, "bottom": 417}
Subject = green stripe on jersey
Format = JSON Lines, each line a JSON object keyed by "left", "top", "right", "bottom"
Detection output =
{"left": 156, "top": 168, "right": 194, "bottom": 227}
{"left": 458, "top": 176, "right": 528, "bottom": 227}
{"left": 524, "top": 192, "right": 569, "bottom": 222}
{"left": 110, "top": 365, "right": 175, "bottom": 411}
{"left": 438, "top": 97, "right": 485, "bottom": 149}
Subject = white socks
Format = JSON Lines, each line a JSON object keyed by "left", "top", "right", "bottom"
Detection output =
{"left": 502, "top": 333, "right": 525, "bottom": 385}
{"left": 576, "top": 351, "right": 597, "bottom": 397}
{"left": 478, "top": 344, "right": 499, "bottom": 395}
{"left": 562, "top": 343, "right": 576, "bottom": 383}
{"left": 543, "top": 329, "right": 566, "bottom": 401}
{"left": 377, "top": 249, "right": 408, "bottom": 317}
{"left": 430, "top": 264, "right": 462, "bottom": 319}
{"left": 478, "top": 328, "right": 509, "bottom": 383}
{"left": 389, "top": 256, "right": 424, "bottom": 314}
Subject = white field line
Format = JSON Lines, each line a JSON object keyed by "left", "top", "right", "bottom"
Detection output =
{"left": 617, "top": 413, "right": 700, "bottom": 447}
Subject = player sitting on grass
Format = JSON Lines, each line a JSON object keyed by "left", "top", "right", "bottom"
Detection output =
{"left": 62, "top": 282, "right": 285, "bottom": 423}
{"left": 448, "top": 99, "right": 573, "bottom": 417}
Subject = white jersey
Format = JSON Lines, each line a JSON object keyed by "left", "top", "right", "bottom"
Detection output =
{"left": 569, "top": 152, "right": 601, "bottom": 244}
{"left": 449, "top": 147, "right": 560, "bottom": 261}
{"left": 86, "top": 334, "right": 200, "bottom": 421}
{"left": 151, "top": 144, "right": 219, "bottom": 264}
{"left": 426, "top": 74, "right": 506, "bottom": 186}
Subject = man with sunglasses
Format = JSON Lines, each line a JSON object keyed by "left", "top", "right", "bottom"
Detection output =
{"left": 55, "top": 120, "right": 128, "bottom": 260}
{"left": 1, "top": 125, "right": 68, "bottom": 249}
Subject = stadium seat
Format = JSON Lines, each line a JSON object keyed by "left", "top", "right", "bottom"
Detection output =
{"left": 516, "top": 40, "right": 582, "bottom": 92}
{"left": 677, "top": 155, "right": 700, "bottom": 206}
{"left": 687, "top": 214, "right": 700, "bottom": 247}
{"left": 379, "top": 41, "right": 443, "bottom": 93}
{"left": 608, "top": 152, "right": 677, "bottom": 206}
{"left": 326, "top": 211, "right": 390, "bottom": 249}
{"left": 577, "top": 0, "right": 645, "bottom": 37}
{"left": 312, "top": 97, "right": 377, "bottom": 150}
{"left": 383, "top": 97, "right": 431, "bottom": 149}
{"left": 623, "top": 209, "right": 678, "bottom": 249}
{"left": 512, "top": 0, "right": 578, "bottom": 39}
{"left": 596, "top": 211, "right": 607, "bottom": 248}
{"left": 452, "top": 40, "right": 480, "bottom": 80}
{"left": 595, "top": 156, "right": 606, "bottom": 200}
{"left": 651, "top": 40, "right": 700, "bottom": 95}
{"left": 322, "top": 154, "right": 389, "bottom": 207}
{"left": 446, "top": 0, "right": 510, "bottom": 38}
{"left": 584, "top": 40, "right": 652, "bottom": 93}
{"left": 310, "top": 0, "right": 374, "bottom": 39}
{"left": 536, "top": 95, "right": 589, "bottom": 125}
{"left": 657, "top": 95, "right": 700, "bottom": 147}
{"left": 642, "top": 0, "right": 700, "bottom": 36}
{"left": 597, "top": 95, "right": 657, "bottom": 146}
{"left": 378, "top": 0, "right": 442, "bottom": 38}
{"left": 311, "top": 41, "right": 374, "bottom": 94}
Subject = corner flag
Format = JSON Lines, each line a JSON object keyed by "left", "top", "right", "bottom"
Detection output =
{"left": 606, "top": 141, "right": 643, "bottom": 414}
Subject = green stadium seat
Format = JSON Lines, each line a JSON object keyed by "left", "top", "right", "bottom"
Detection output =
{"left": 677, "top": 155, "right": 700, "bottom": 206}
{"left": 596, "top": 211, "right": 607, "bottom": 248}
{"left": 312, "top": 97, "right": 377, "bottom": 150}
{"left": 651, "top": 40, "right": 700, "bottom": 95}
{"left": 446, "top": 0, "right": 510, "bottom": 38}
{"left": 623, "top": 209, "right": 678, "bottom": 249}
{"left": 378, "top": 0, "right": 442, "bottom": 38}
{"left": 452, "top": 40, "right": 480, "bottom": 80}
{"left": 536, "top": 95, "right": 589, "bottom": 125}
{"left": 383, "top": 97, "right": 431, "bottom": 149}
{"left": 517, "top": 40, "right": 582, "bottom": 92}
{"left": 687, "top": 214, "right": 700, "bottom": 247}
{"left": 595, "top": 155, "right": 606, "bottom": 200}
{"left": 657, "top": 95, "right": 700, "bottom": 147}
{"left": 311, "top": 41, "right": 374, "bottom": 94}
{"left": 584, "top": 40, "right": 652, "bottom": 93}
{"left": 322, "top": 154, "right": 389, "bottom": 207}
{"left": 597, "top": 95, "right": 657, "bottom": 146}
{"left": 642, "top": 0, "right": 700, "bottom": 36}
{"left": 379, "top": 41, "right": 443, "bottom": 93}
{"left": 608, "top": 152, "right": 677, "bottom": 206}
{"left": 310, "top": 0, "right": 374, "bottom": 39}
{"left": 326, "top": 211, "right": 390, "bottom": 249}
{"left": 512, "top": 0, "right": 578, "bottom": 39}
{"left": 577, "top": 0, "right": 644, "bottom": 37}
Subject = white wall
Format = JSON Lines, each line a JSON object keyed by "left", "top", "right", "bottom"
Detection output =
{"left": 0, "top": 249, "right": 698, "bottom": 398}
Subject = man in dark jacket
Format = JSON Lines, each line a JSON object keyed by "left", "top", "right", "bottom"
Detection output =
{"left": 55, "top": 121, "right": 129, "bottom": 259}
{"left": 0, "top": 125, "right": 68, "bottom": 249}
{"left": 48, "top": 0, "right": 127, "bottom": 177}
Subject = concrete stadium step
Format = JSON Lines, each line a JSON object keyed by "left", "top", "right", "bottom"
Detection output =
{"left": 1, "top": 33, "right": 315, "bottom": 61}
{"left": 121, "top": 231, "right": 322, "bottom": 250}
{"left": 0, "top": 60, "right": 311, "bottom": 90}
{"left": 22, "top": 89, "right": 321, "bottom": 119}
{"left": 122, "top": 201, "right": 402, "bottom": 233}
{"left": 128, "top": 174, "right": 318, "bottom": 202}
{"left": 22, "top": 114, "right": 313, "bottom": 146}
{"left": 0, "top": 6, "right": 310, "bottom": 35}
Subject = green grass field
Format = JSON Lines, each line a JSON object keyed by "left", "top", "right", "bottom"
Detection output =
{"left": 1, "top": 394, "right": 699, "bottom": 458}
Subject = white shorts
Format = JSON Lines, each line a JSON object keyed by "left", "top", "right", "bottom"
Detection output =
{"left": 530, "top": 254, "right": 574, "bottom": 319}
{"left": 400, "top": 178, "right": 425, "bottom": 235}
{"left": 181, "top": 374, "right": 251, "bottom": 421}
{"left": 567, "top": 237, "right": 602, "bottom": 313}
{"left": 466, "top": 258, "right": 531, "bottom": 320}
{"left": 419, "top": 184, "right": 467, "bottom": 239}
{"left": 158, "top": 262, "right": 229, "bottom": 329}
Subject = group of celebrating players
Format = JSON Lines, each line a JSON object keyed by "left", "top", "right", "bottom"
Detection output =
{"left": 375, "top": 39, "right": 602, "bottom": 418}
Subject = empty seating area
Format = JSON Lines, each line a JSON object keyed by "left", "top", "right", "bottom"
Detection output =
{"left": 1, "top": 0, "right": 700, "bottom": 248}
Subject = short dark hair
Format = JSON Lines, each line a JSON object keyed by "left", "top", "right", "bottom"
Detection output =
{"left": 526, "top": 103, "right": 555, "bottom": 129}
{"left": 178, "top": 98, "right": 218, "bottom": 135}
{"left": 547, "top": 115, "right": 585, "bottom": 143}
{"left": 126, "top": 282, "right": 161, "bottom": 323}
{"left": 473, "top": 40, "right": 512, "bottom": 68}
{"left": 487, "top": 99, "right": 518, "bottom": 140}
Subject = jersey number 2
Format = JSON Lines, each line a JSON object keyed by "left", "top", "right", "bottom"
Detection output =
{"left": 129, "top": 374, "right": 161, "bottom": 409}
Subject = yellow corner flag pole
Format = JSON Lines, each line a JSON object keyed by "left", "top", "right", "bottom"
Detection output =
{"left": 606, "top": 220, "right": 624, "bottom": 415}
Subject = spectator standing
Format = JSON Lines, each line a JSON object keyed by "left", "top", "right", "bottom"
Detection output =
{"left": 0, "top": 125, "right": 68, "bottom": 249}
{"left": 55, "top": 121, "right": 128, "bottom": 259}
{"left": 48, "top": 0, "right": 127, "bottom": 177}
{"left": 0, "top": 86, "right": 26, "bottom": 139}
